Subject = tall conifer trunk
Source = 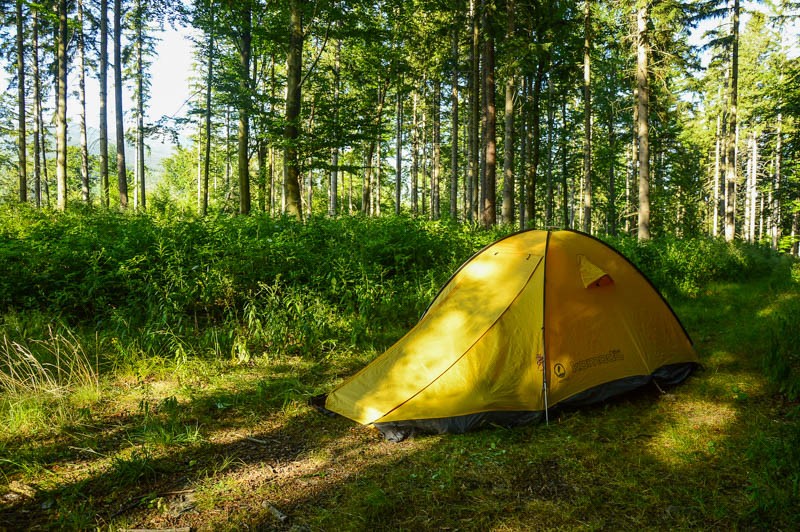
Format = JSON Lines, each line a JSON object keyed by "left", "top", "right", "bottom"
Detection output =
{"left": 99, "top": 0, "right": 110, "bottom": 207}
{"left": 16, "top": 0, "right": 27, "bottom": 203}
{"left": 636, "top": 3, "right": 650, "bottom": 241}
{"left": 582, "top": 0, "right": 592, "bottom": 233}
{"left": 481, "top": 0, "right": 496, "bottom": 227}
{"left": 450, "top": 26, "right": 459, "bottom": 219}
{"left": 238, "top": 3, "right": 252, "bottom": 215}
{"left": 724, "top": 0, "right": 740, "bottom": 242}
{"left": 284, "top": 0, "right": 303, "bottom": 220}
{"left": 78, "top": 0, "right": 91, "bottom": 204}
{"left": 114, "top": 0, "right": 128, "bottom": 209}
{"left": 56, "top": 0, "right": 68, "bottom": 211}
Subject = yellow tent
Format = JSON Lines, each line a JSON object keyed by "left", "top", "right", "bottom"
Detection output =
{"left": 324, "top": 230, "right": 698, "bottom": 440}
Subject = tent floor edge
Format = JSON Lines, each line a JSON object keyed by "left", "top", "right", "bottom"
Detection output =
{"left": 374, "top": 410, "right": 545, "bottom": 442}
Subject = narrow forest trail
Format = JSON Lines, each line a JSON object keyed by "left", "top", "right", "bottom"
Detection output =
{"left": 1, "top": 275, "right": 798, "bottom": 530}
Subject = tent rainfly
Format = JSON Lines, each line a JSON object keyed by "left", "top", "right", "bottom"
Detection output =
{"left": 321, "top": 229, "right": 698, "bottom": 441}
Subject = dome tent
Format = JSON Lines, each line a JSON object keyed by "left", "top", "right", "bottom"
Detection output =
{"left": 322, "top": 229, "right": 698, "bottom": 441}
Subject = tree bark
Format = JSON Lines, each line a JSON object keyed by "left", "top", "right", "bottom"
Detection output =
{"left": 481, "top": 0, "right": 496, "bottom": 227}
{"left": 135, "top": 0, "right": 146, "bottom": 210}
{"left": 284, "top": 0, "right": 303, "bottom": 220}
{"left": 432, "top": 79, "right": 441, "bottom": 220}
{"left": 16, "top": 0, "right": 27, "bottom": 203}
{"left": 450, "top": 26, "right": 459, "bottom": 219}
{"left": 527, "top": 64, "right": 544, "bottom": 229}
{"left": 99, "top": 0, "right": 110, "bottom": 208}
{"left": 395, "top": 85, "right": 403, "bottom": 215}
{"left": 582, "top": 0, "right": 592, "bottom": 233}
{"left": 411, "top": 91, "right": 419, "bottom": 215}
{"left": 114, "top": 0, "right": 128, "bottom": 209}
{"left": 56, "top": 0, "right": 68, "bottom": 211}
{"left": 238, "top": 3, "right": 252, "bottom": 215}
{"left": 724, "top": 0, "right": 740, "bottom": 242}
{"left": 468, "top": 0, "right": 480, "bottom": 222}
{"left": 78, "top": 0, "right": 91, "bottom": 204}
{"left": 330, "top": 39, "right": 341, "bottom": 216}
{"left": 201, "top": 2, "right": 213, "bottom": 216}
{"left": 32, "top": 9, "right": 42, "bottom": 208}
{"left": 501, "top": 0, "right": 515, "bottom": 225}
{"left": 636, "top": 3, "right": 650, "bottom": 241}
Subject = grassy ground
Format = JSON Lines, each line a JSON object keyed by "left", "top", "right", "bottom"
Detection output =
{"left": 0, "top": 211, "right": 797, "bottom": 530}
{"left": 1, "top": 274, "right": 798, "bottom": 530}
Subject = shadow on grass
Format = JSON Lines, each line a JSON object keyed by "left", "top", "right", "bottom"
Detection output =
{"left": 1, "top": 274, "right": 798, "bottom": 530}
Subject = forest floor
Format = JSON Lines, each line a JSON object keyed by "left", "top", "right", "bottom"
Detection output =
{"left": 1, "top": 274, "right": 799, "bottom": 530}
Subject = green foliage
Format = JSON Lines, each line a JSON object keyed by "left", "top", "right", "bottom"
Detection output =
{"left": 606, "top": 235, "right": 787, "bottom": 298}
{"left": 0, "top": 207, "right": 496, "bottom": 368}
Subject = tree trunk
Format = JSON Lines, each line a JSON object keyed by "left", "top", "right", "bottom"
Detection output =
{"left": 16, "top": 0, "right": 27, "bottom": 203}
{"left": 411, "top": 91, "right": 419, "bottom": 215}
{"left": 395, "top": 85, "right": 403, "bottom": 215}
{"left": 560, "top": 98, "right": 568, "bottom": 229}
{"left": 501, "top": 1, "right": 515, "bottom": 225}
{"left": 481, "top": 0, "right": 496, "bottom": 227}
{"left": 545, "top": 73, "right": 554, "bottom": 228}
{"left": 114, "top": 0, "right": 128, "bottom": 209}
{"left": 201, "top": 3, "right": 213, "bottom": 216}
{"left": 724, "top": 0, "right": 740, "bottom": 242}
{"left": 330, "top": 39, "right": 340, "bottom": 216}
{"left": 450, "top": 26, "right": 459, "bottom": 219}
{"left": 772, "top": 114, "right": 782, "bottom": 249}
{"left": 238, "top": 4, "right": 252, "bottom": 215}
{"left": 284, "top": 0, "right": 303, "bottom": 220}
{"left": 56, "top": 0, "right": 68, "bottom": 211}
{"left": 32, "top": 9, "right": 42, "bottom": 208}
{"left": 135, "top": 0, "right": 146, "bottom": 210}
{"left": 78, "top": 0, "right": 91, "bottom": 204}
{"left": 527, "top": 64, "right": 544, "bottom": 229}
{"left": 607, "top": 78, "right": 616, "bottom": 236}
{"left": 713, "top": 112, "right": 720, "bottom": 236}
{"left": 636, "top": 3, "right": 650, "bottom": 241}
{"left": 468, "top": 0, "right": 480, "bottom": 222}
{"left": 99, "top": 0, "right": 110, "bottom": 208}
{"left": 432, "top": 79, "right": 441, "bottom": 220}
{"left": 582, "top": 0, "right": 592, "bottom": 234}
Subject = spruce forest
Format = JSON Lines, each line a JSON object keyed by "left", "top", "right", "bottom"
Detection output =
{"left": 1, "top": 1, "right": 800, "bottom": 530}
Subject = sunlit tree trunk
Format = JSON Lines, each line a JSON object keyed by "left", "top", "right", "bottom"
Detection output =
{"left": 99, "top": 0, "right": 110, "bottom": 207}
{"left": 468, "top": 0, "right": 480, "bottom": 222}
{"left": 16, "top": 0, "right": 27, "bottom": 203}
{"left": 582, "top": 0, "right": 592, "bottom": 233}
{"left": 636, "top": 3, "right": 650, "bottom": 241}
{"left": 480, "top": 0, "right": 496, "bottom": 227}
{"left": 432, "top": 79, "right": 441, "bottom": 220}
{"left": 724, "top": 0, "right": 740, "bottom": 242}
{"left": 395, "top": 85, "right": 403, "bottom": 215}
{"left": 114, "top": 0, "right": 128, "bottom": 209}
{"left": 411, "top": 91, "right": 419, "bottom": 215}
{"left": 200, "top": 3, "right": 213, "bottom": 217}
{"left": 238, "top": 3, "right": 252, "bottom": 215}
{"left": 56, "top": 0, "right": 68, "bottom": 211}
{"left": 501, "top": 0, "right": 515, "bottom": 225}
{"left": 450, "top": 26, "right": 459, "bottom": 219}
{"left": 32, "top": 9, "right": 42, "bottom": 208}
{"left": 330, "top": 39, "right": 340, "bottom": 216}
{"left": 545, "top": 73, "right": 554, "bottom": 228}
{"left": 772, "top": 115, "right": 782, "bottom": 249}
{"left": 284, "top": 0, "right": 303, "bottom": 220}
{"left": 78, "top": 0, "right": 91, "bottom": 205}
{"left": 135, "top": 0, "right": 146, "bottom": 210}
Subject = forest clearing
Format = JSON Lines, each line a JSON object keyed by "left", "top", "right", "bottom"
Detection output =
{"left": 1, "top": 211, "right": 799, "bottom": 530}
{"left": 2, "top": 0, "right": 800, "bottom": 528}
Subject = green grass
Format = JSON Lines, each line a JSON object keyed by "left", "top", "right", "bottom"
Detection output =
{"left": 1, "top": 208, "right": 798, "bottom": 529}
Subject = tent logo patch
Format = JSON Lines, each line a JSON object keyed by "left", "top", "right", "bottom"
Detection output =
{"left": 572, "top": 349, "right": 624, "bottom": 373}
{"left": 553, "top": 363, "right": 567, "bottom": 378}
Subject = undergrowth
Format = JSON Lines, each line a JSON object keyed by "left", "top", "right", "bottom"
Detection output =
{"left": 1, "top": 206, "right": 799, "bottom": 529}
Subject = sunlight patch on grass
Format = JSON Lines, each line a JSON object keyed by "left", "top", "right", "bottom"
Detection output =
{"left": 648, "top": 399, "right": 737, "bottom": 466}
